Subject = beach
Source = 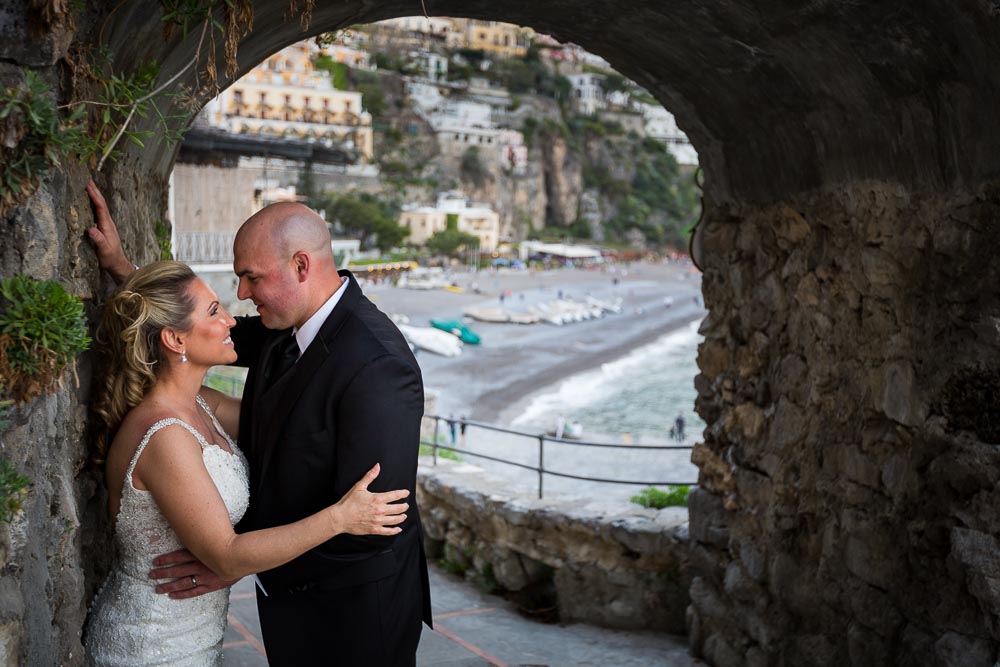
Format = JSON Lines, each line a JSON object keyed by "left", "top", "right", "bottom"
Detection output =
{"left": 362, "top": 260, "right": 705, "bottom": 502}
{"left": 364, "top": 259, "right": 704, "bottom": 422}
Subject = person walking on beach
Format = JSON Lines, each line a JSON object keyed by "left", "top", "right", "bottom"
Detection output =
{"left": 674, "top": 412, "right": 686, "bottom": 441}
{"left": 448, "top": 414, "right": 457, "bottom": 445}
{"left": 87, "top": 182, "right": 431, "bottom": 665}
{"left": 459, "top": 416, "right": 467, "bottom": 446}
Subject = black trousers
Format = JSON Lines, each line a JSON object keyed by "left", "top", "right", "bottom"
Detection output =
{"left": 256, "top": 547, "right": 425, "bottom": 666}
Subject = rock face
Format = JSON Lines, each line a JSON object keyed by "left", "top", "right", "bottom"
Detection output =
{"left": 417, "top": 460, "right": 692, "bottom": 632}
{"left": 689, "top": 184, "right": 1000, "bottom": 663}
{"left": 4, "top": 0, "right": 1000, "bottom": 664}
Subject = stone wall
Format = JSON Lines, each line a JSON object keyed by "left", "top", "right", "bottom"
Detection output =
{"left": 416, "top": 459, "right": 691, "bottom": 633}
{"left": 688, "top": 183, "right": 1000, "bottom": 665}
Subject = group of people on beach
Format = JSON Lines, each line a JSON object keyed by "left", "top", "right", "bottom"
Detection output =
{"left": 81, "top": 181, "right": 430, "bottom": 666}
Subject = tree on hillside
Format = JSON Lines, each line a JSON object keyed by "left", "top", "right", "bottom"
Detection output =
{"left": 425, "top": 228, "right": 479, "bottom": 256}
{"left": 321, "top": 193, "right": 407, "bottom": 252}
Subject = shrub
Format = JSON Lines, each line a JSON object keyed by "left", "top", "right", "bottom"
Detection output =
{"left": 0, "top": 276, "right": 91, "bottom": 402}
{"left": 0, "top": 386, "right": 11, "bottom": 433}
{"left": 631, "top": 485, "right": 690, "bottom": 509}
{"left": 0, "top": 455, "right": 29, "bottom": 523}
{"left": 0, "top": 70, "right": 89, "bottom": 217}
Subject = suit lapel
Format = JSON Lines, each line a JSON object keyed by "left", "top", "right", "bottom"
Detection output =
{"left": 254, "top": 271, "right": 361, "bottom": 492}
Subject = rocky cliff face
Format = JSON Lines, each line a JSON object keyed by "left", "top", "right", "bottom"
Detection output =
{"left": 537, "top": 132, "right": 583, "bottom": 228}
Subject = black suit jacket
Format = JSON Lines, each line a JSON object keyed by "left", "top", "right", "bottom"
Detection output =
{"left": 232, "top": 271, "right": 430, "bottom": 620}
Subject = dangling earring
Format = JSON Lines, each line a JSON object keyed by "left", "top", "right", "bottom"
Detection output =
{"left": 181, "top": 351, "right": 188, "bottom": 363}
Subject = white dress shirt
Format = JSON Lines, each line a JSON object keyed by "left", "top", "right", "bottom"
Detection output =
{"left": 292, "top": 276, "right": 348, "bottom": 358}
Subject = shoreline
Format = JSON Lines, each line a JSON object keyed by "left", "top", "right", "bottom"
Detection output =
{"left": 490, "top": 310, "right": 703, "bottom": 425}
{"left": 357, "top": 261, "right": 704, "bottom": 428}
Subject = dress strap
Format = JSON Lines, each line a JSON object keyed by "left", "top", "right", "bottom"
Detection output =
{"left": 125, "top": 418, "right": 211, "bottom": 480}
{"left": 196, "top": 394, "right": 236, "bottom": 448}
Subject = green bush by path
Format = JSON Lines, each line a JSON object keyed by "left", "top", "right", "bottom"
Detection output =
{"left": 631, "top": 485, "right": 690, "bottom": 509}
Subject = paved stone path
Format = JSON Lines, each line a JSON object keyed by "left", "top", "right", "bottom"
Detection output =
{"left": 221, "top": 564, "right": 700, "bottom": 666}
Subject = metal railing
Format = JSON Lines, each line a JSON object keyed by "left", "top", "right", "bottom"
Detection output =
{"left": 422, "top": 413, "right": 696, "bottom": 499}
{"left": 202, "top": 372, "right": 696, "bottom": 500}
{"left": 175, "top": 232, "right": 236, "bottom": 264}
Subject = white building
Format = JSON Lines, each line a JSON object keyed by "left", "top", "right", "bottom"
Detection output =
{"left": 429, "top": 100, "right": 526, "bottom": 172}
{"left": 406, "top": 81, "right": 446, "bottom": 112}
{"left": 408, "top": 50, "right": 449, "bottom": 82}
{"left": 640, "top": 103, "right": 699, "bottom": 165}
{"left": 399, "top": 191, "right": 501, "bottom": 251}
{"left": 567, "top": 72, "right": 606, "bottom": 115}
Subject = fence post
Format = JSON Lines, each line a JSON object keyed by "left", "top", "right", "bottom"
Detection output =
{"left": 432, "top": 416, "right": 440, "bottom": 466}
{"left": 537, "top": 435, "right": 545, "bottom": 499}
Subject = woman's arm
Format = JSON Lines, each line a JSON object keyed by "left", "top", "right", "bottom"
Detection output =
{"left": 197, "top": 387, "right": 241, "bottom": 441}
{"left": 137, "top": 425, "right": 407, "bottom": 581}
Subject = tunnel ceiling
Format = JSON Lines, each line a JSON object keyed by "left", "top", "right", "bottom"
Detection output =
{"left": 95, "top": 0, "right": 1000, "bottom": 204}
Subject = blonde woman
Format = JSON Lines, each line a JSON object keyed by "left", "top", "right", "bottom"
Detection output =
{"left": 84, "top": 261, "right": 408, "bottom": 666}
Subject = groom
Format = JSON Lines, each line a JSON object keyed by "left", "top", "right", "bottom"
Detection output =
{"left": 87, "top": 183, "right": 432, "bottom": 665}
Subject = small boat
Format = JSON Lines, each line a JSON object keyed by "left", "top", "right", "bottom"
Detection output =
{"left": 430, "top": 318, "right": 481, "bottom": 345}
{"left": 463, "top": 306, "right": 512, "bottom": 323}
{"left": 397, "top": 324, "right": 463, "bottom": 357}
{"left": 507, "top": 312, "right": 540, "bottom": 325}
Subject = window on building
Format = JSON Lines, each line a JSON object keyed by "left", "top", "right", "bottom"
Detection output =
{"left": 345, "top": 101, "right": 352, "bottom": 112}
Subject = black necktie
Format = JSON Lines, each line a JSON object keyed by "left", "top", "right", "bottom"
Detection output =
{"left": 268, "top": 334, "right": 299, "bottom": 383}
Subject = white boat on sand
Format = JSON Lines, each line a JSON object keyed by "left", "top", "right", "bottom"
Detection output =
{"left": 397, "top": 324, "right": 463, "bottom": 357}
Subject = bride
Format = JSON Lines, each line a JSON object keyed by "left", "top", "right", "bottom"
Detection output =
{"left": 84, "top": 261, "right": 408, "bottom": 666}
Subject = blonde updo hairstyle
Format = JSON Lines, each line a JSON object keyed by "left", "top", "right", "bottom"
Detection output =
{"left": 93, "top": 261, "right": 198, "bottom": 462}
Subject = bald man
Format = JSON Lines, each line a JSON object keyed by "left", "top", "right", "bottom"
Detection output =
{"left": 87, "top": 184, "right": 432, "bottom": 666}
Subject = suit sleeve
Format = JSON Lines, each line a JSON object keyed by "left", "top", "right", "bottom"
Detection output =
{"left": 334, "top": 354, "right": 424, "bottom": 548}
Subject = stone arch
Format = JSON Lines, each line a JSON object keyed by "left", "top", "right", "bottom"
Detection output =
{"left": 2, "top": 1, "right": 1000, "bottom": 665}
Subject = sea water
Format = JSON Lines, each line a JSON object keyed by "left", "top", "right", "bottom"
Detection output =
{"left": 512, "top": 318, "right": 706, "bottom": 444}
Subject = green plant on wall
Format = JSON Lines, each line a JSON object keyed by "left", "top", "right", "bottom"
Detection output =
{"left": 0, "top": 71, "right": 90, "bottom": 218}
{"left": 0, "top": 384, "right": 12, "bottom": 434}
{"left": 154, "top": 220, "right": 173, "bottom": 260}
{"left": 0, "top": 276, "right": 91, "bottom": 403}
{"left": 0, "top": 455, "right": 29, "bottom": 524}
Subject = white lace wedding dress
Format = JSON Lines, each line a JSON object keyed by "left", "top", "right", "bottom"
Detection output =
{"left": 84, "top": 396, "right": 249, "bottom": 666}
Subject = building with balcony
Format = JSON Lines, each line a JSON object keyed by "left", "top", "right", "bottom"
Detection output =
{"left": 201, "top": 42, "right": 374, "bottom": 160}
{"left": 400, "top": 191, "right": 501, "bottom": 251}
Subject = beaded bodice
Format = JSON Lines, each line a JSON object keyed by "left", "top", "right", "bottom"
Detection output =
{"left": 113, "top": 395, "right": 249, "bottom": 576}
{"left": 85, "top": 395, "right": 249, "bottom": 666}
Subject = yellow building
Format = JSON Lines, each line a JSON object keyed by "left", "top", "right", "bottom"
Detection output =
{"left": 447, "top": 20, "right": 532, "bottom": 58}
{"left": 203, "top": 42, "right": 374, "bottom": 160}
{"left": 400, "top": 192, "right": 500, "bottom": 251}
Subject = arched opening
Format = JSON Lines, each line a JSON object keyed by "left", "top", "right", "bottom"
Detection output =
{"left": 3, "top": 1, "right": 1000, "bottom": 665}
